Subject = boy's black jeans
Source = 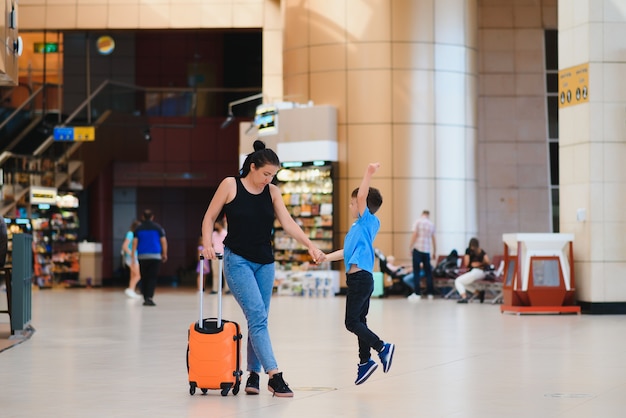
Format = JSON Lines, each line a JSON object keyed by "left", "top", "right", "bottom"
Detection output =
{"left": 345, "top": 270, "right": 384, "bottom": 364}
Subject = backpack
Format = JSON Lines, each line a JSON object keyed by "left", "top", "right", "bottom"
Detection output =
{"left": 433, "top": 249, "right": 459, "bottom": 278}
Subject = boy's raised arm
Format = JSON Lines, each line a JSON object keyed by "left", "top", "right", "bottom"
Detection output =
{"left": 356, "top": 163, "right": 380, "bottom": 216}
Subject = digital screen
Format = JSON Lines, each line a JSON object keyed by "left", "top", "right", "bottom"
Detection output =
{"left": 255, "top": 104, "right": 278, "bottom": 137}
{"left": 531, "top": 259, "right": 560, "bottom": 287}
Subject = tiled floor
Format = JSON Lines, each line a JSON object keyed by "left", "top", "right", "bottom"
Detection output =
{"left": 0, "top": 287, "right": 625, "bottom": 418}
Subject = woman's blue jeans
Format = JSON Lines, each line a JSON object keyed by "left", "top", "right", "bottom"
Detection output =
{"left": 223, "top": 247, "right": 278, "bottom": 374}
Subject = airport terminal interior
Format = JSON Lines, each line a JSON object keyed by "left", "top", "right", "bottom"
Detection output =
{"left": 1, "top": 0, "right": 626, "bottom": 416}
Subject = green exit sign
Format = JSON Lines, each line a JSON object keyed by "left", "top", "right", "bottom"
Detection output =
{"left": 34, "top": 42, "right": 59, "bottom": 53}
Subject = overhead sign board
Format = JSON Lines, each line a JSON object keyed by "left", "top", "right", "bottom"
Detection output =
{"left": 53, "top": 126, "right": 95, "bottom": 141}
{"left": 34, "top": 42, "right": 59, "bottom": 54}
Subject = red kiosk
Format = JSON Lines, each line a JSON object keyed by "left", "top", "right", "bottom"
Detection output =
{"left": 500, "top": 233, "right": 580, "bottom": 315}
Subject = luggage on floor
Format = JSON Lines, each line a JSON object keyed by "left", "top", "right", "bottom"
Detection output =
{"left": 187, "top": 254, "right": 242, "bottom": 396}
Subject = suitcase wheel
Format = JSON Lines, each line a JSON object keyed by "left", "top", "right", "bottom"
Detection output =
{"left": 232, "top": 382, "right": 240, "bottom": 396}
{"left": 201, "top": 388, "right": 208, "bottom": 394}
{"left": 189, "top": 383, "right": 196, "bottom": 395}
{"left": 220, "top": 383, "right": 232, "bottom": 397}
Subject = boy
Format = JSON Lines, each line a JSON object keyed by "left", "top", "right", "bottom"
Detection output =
{"left": 325, "top": 162, "right": 395, "bottom": 385}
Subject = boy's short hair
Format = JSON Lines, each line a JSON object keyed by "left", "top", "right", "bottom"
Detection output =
{"left": 351, "top": 187, "right": 383, "bottom": 214}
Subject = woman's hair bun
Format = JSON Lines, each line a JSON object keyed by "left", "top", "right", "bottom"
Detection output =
{"left": 253, "top": 140, "right": 266, "bottom": 152}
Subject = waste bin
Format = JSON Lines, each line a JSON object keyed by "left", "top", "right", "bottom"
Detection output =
{"left": 78, "top": 242, "right": 102, "bottom": 286}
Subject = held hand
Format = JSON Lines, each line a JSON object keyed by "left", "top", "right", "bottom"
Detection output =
{"left": 201, "top": 246, "right": 216, "bottom": 260}
{"left": 308, "top": 247, "right": 325, "bottom": 264}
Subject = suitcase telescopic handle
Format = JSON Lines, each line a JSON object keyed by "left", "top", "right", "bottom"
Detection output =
{"left": 216, "top": 253, "right": 223, "bottom": 328}
{"left": 198, "top": 254, "right": 224, "bottom": 328}
{"left": 198, "top": 255, "right": 205, "bottom": 327}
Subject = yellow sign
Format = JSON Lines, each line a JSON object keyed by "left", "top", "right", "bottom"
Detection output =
{"left": 74, "top": 126, "right": 95, "bottom": 141}
{"left": 30, "top": 186, "right": 58, "bottom": 204}
{"left": 558, "top": 63, "right": 589, "bottom": 108}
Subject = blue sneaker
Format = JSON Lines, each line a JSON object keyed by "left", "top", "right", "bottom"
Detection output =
{"left": 355, "top": 359, "right": 378, "bottom": 385}
{"left": 378, "top": 342, "right": 395, "bottom": 373}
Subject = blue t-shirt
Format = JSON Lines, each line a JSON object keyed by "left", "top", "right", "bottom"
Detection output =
{"left": 134, "top": 220, "right": 166, "bottom": 260}
{"left": 343, "top": 207, "right": 380, "bottom": 273}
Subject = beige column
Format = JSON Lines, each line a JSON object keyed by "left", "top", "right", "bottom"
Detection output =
{"left": 262, "top": 0, "right": 283, "bottom": 103}
{"left": 559, "top": 0, "right": 626, "bottom": 312}
{"left": 282, "top": 0, "right": 478, "bottom": 262}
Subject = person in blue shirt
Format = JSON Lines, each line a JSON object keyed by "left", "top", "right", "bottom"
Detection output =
{"left": 132, "top": 209, "right": 168, "bottom": 307}
{"left": 325, "top": 162, "right": 395, "bottom": 385}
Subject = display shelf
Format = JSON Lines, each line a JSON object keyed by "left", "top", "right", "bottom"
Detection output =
{"left": 32, "top": 216, "right": 54, "bottom": 288}
{"left": 31, "top": 194, "right": 80, "bottom": 287}
{"left": 273, "top": 161, "right": 337, "bottom": 270}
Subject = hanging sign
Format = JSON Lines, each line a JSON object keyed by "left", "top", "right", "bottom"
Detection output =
{"left": 53, "top": 126, "right": 95, "bottom": 141}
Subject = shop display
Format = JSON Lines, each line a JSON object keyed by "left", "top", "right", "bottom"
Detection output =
{"left": 31, "top": 193, "right": 80, "bottom": 288}
{"left": 31, "top": 216, "right": 53, "bottom": 288}
{"left": 273, "top": 161, "right": 337, "bottom": 270}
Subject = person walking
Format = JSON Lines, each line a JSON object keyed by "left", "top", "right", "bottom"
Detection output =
{"left": 132, "top": 209, "right": 168, "bottom": 307}
{"left": 201, "top": 140, "right": 326, "bottom": 398}
{"left": 408, "top": 209, "right": 437, "bottom": 301}
{"left": 324, "top": 162, "right": 395, "bottom": 385}
{"left": 121, "top": 220, "right": 142, "bottom": 299}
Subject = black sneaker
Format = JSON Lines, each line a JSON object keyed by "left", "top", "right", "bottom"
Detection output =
{"left": 143, "top": 299, "right": 156, "bottom": 306}
{"left": 267, "top": 372, "right": 293, "bottom": 398}
{"left": 457, "top": 298, "right": 468, "bottom": 304}
{"left": 245, "top": 372, "right": 260, "bottom": 395}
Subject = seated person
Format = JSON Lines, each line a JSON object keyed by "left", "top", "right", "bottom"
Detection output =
{"left": 386, "top": 255, "right": 411, "bottom": 275}
{"left": 455, "top": 238, "right": 490, "bottom": 304}
{"left": 382, "top": 255, "right": 413, "bottom": 295}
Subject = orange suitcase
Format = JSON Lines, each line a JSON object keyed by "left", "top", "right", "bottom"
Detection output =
{"left": 187, "top": 254, "right": 242, "bottom": 396}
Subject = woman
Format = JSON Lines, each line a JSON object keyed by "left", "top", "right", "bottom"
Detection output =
{"left": 201, "top": 140, "right": 325, "bottom": 398}
{"left": 121, "top": 220, "right": 141, "bottom": 299}
{"left": 455, "top": 237, "right": 490, "bottom": 303}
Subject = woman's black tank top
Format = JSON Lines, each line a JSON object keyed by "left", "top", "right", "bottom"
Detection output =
{"left": 223, "top": 177, "right": 275, "bottom": 264}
